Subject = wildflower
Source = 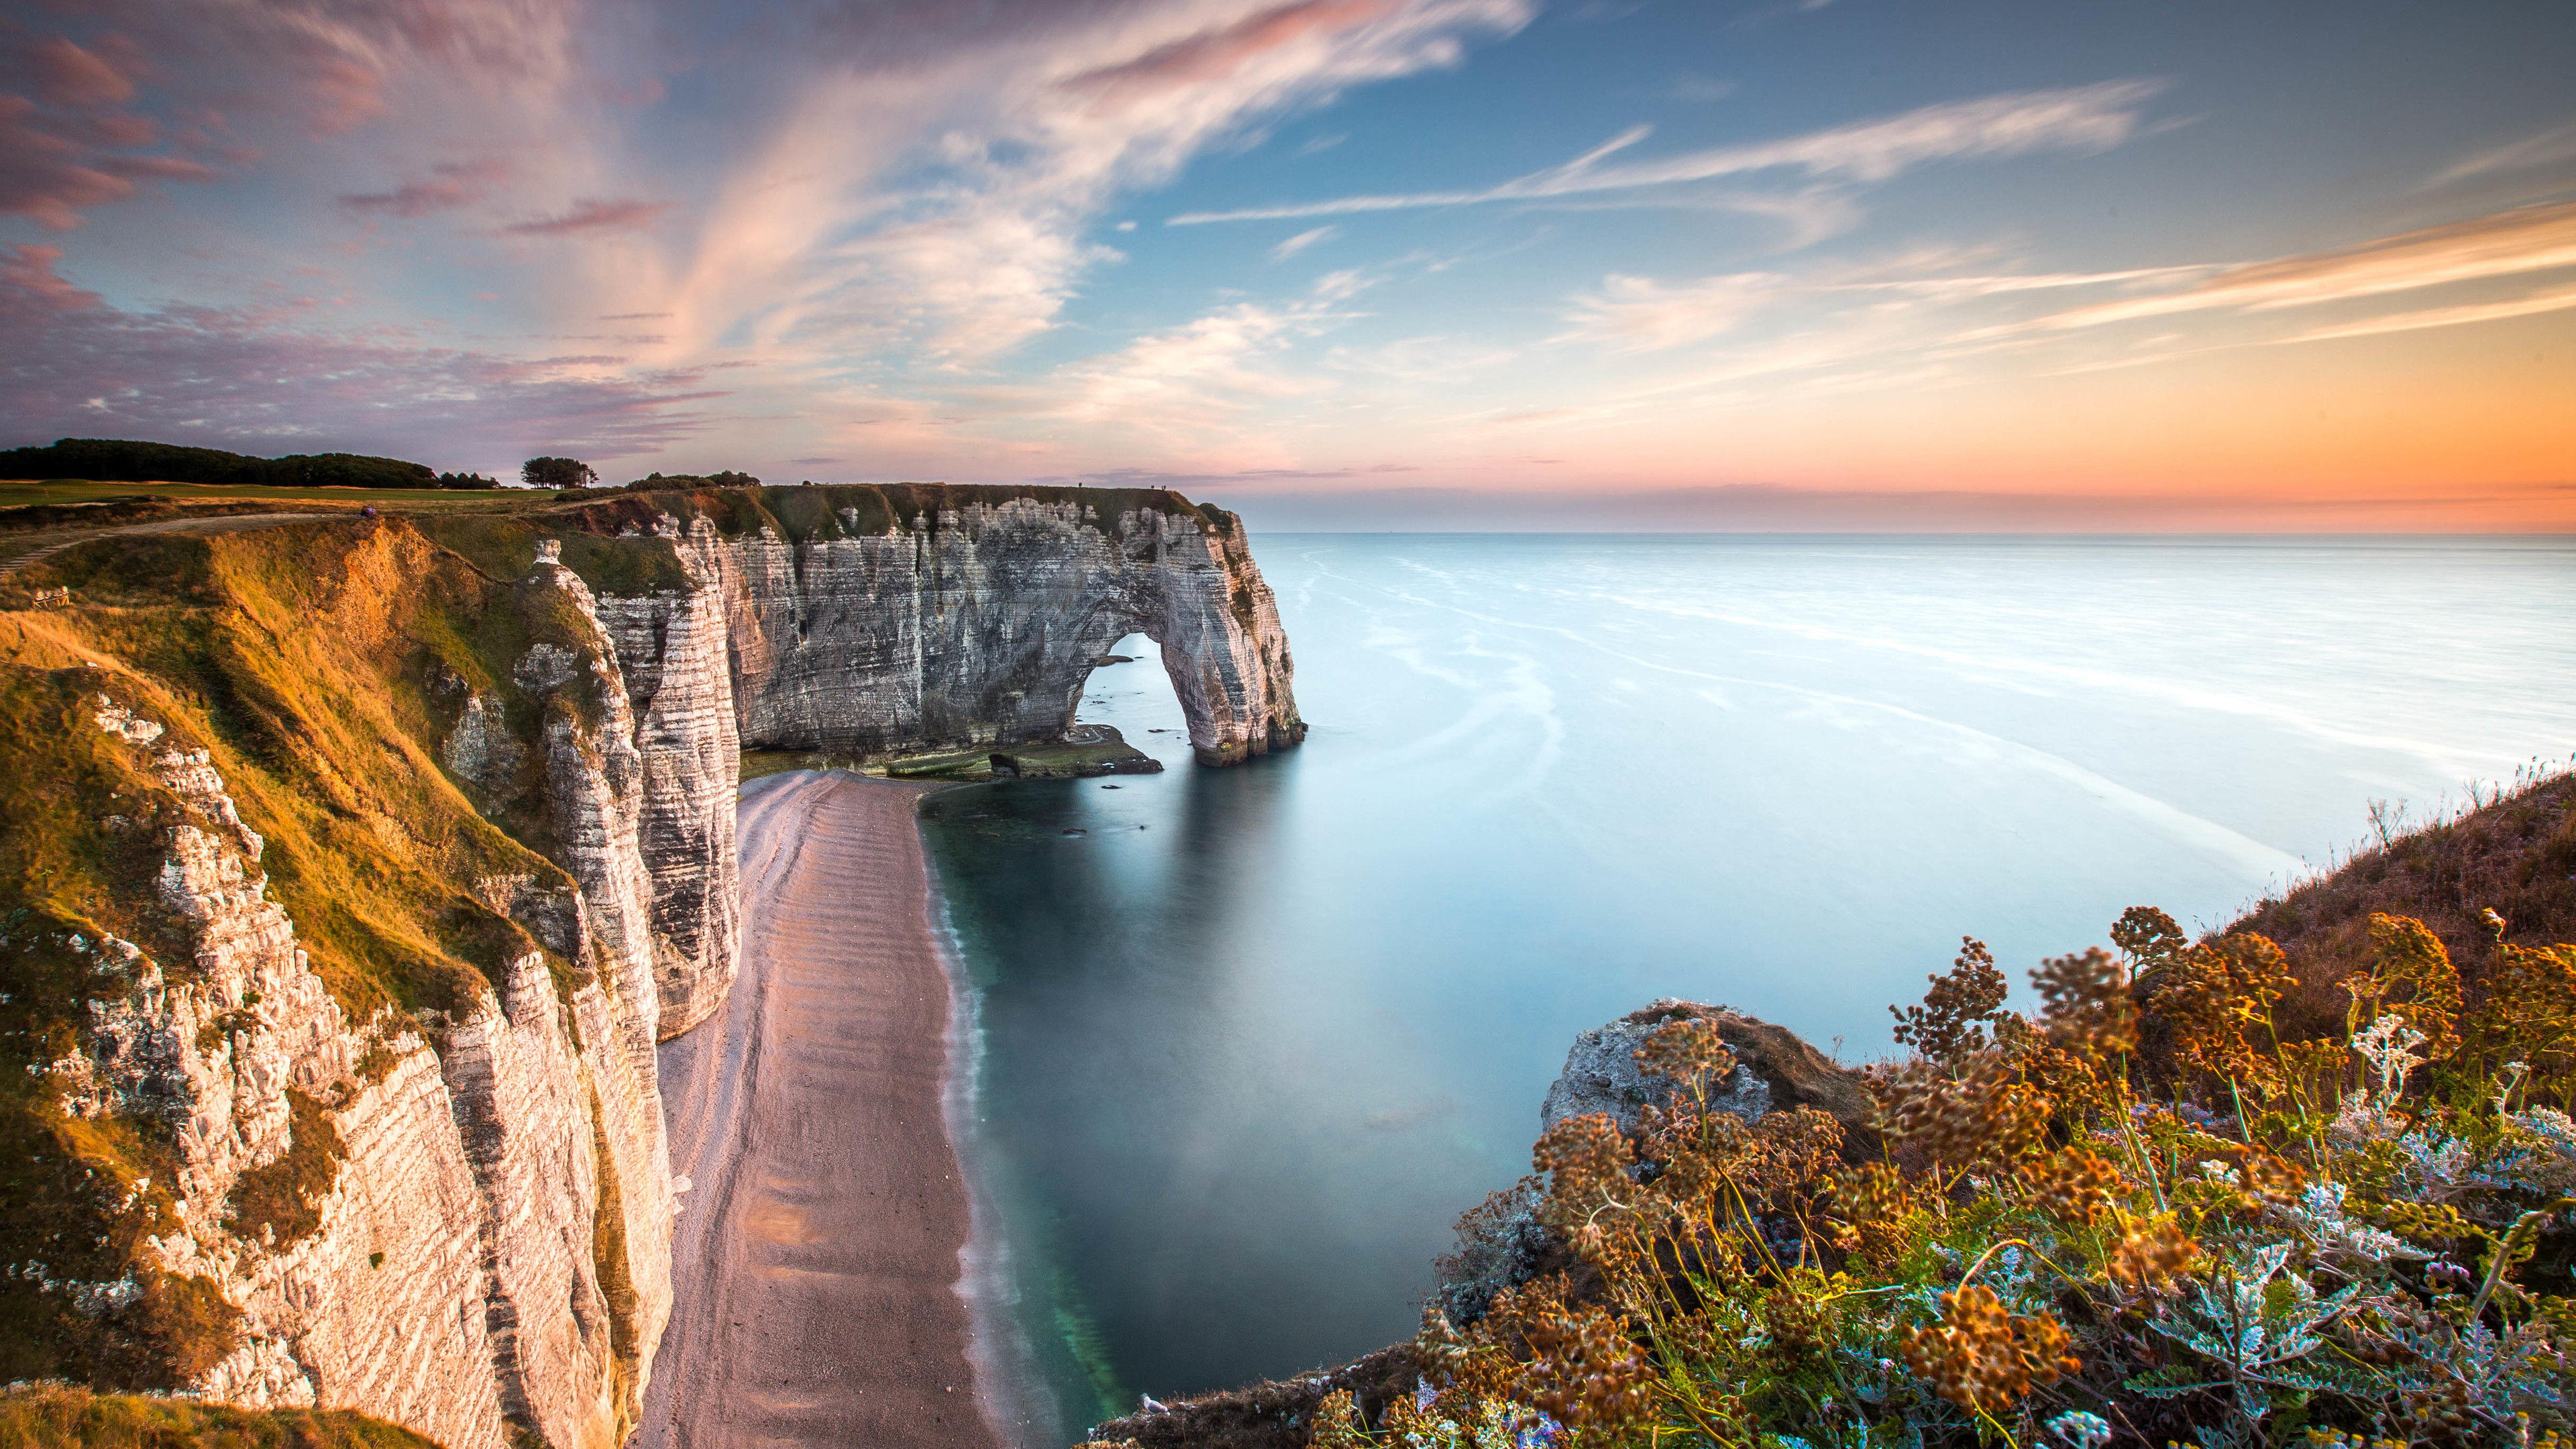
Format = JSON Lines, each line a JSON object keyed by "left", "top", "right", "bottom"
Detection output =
{"left": 1631, "top": 1017, "right": 1737, "bottom": 1099}
{"left": 1313, "top": 1389, "right": 1370, "bottom": 1449}
{"left": 2349, "top": 1012, "right": 2428, "bottom": 1109}
{"left": 1532, "top": 1113, "right": 1635, "bottom": 1249}
{"left": 2032, "top": 947, "right": 2136, "bottom": 1061}
{"left": 2027, "top": 1146, "right": 2122, "bottom": 1225}
{"left": 1518, "top": 1306, "right": 1654, "bottom": 1431}
{"left": 2356, "top": 914, "right": 2462, "bottom": 1055}
{"left": 2106, "top": 1218, "right": 2198, "bottom": 1291}
{"left": 1898, "top": 1284, "right": 2080, "bottom": 1413}
{"left": 1890, "top": 937, "right": 2015, "bottom": 1069}
{"left": 2046, "top": 1409, "right": 2114, "bottom": 1448}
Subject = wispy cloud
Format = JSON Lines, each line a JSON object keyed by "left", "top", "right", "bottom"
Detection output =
{"left": 1269, "top": 224, "right": 1340, "bottom": 259}
{"left": 339, "top": 158, "right": 508, "bottom": 217}
{"left": 2274, "top": 279, "right": 2576, "bottom": 344}
{"left": 0, "top": 241, "right": 721, "bottom": 461}
{"left": 1167, "top": 80, "right": 2168, "bottom": 225}
{"left": 2024, "top": 200, "right": 2576, "bottom": 331}
{"left": 664, "top": 0, "right": 1534, "bottom": 371}
{"left": 501, "top": 198, "right": 672, "bottom": 236}
{"left": 2432, "top": 123, "right": 2576, "bottom": 185}
{"left": 1562, "top": 271, "right": 1789, "bottom": 352}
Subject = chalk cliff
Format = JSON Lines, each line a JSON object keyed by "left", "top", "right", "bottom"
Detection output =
{"left": 0, "top": 483, "right": 1302, "bottom": 1448}
{"left": 548, "top": 483, "right": 1305, "bottom": 1036}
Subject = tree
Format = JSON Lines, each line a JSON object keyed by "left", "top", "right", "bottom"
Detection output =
{"left": 521, "top": 456, "right": 596, "bottom": 488}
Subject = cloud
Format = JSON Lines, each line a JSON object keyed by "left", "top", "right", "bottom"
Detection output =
{"left": 2274, "top": 278, "right": 2576, "bottom": 344}
{"left": 1057, "top": 297, "right": 1346, "bottom": 432}
{"left": 1, "top": 243, "right": 101, "bottom": 311}
{"left": 1059, "top": 0, "right": 1392, "bottom": 107}
{"left": 664, "top": 0, "right": 1533, "bottom": 370}
{"left": 1562, "top": 270, "right": 1788, "bottom": 351}
{"left": 339, "top": 158, "right": 508, "bottom": 217}
{"left": 30, "top": 38, "right": 136, "bottom": 105}
{"left": 2432, "top": 123, "right": 2576, "bottom": 185}
{"left": 0, "top": 241, "right": 722, "bottom": 462}
{"left": 1269, "top": 224, "right": 1339, "bottom": 259}
{"left": 0, "top": 29, "right": 229, "bottom": 231}
{"left": 1168, "top": 79, "right": 2168, "bottom": 224}
{"left": 2025, "top": 200, "right": 2576, "bottom": 332}
{"left": 501, "top": 198, "right": 672, "bottom": 236}
{"left": 1295, "top": 131, "right": 1347, "bottom": 155}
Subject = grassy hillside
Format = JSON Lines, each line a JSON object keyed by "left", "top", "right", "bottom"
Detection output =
{"left": 2232, "top": 767, "right": 2576, "bottom": 1042}
{"left": 0, "top": 1383, "right": 441, "bottom": 1448}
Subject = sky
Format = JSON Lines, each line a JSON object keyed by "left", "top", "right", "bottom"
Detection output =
{"left": 2, "top": 0, "right": 2571, "bottom": 530}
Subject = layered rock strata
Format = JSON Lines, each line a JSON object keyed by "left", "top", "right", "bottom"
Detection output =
{"left": 72, "top": 698, "right": 663, "bottom": 1449}
{"left": 647, "top": 493, "right": 1303, "bottom": 767}
{"left": 571, "top": 488, "right": 1303, "bottom": 1037}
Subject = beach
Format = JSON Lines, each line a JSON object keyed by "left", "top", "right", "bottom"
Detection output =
{"left": 638, "top": 770, "right": 1000, "bottom": 1449}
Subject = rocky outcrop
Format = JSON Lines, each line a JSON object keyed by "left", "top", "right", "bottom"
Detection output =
{"left": 1542, "top": 999, "right": 1877, "bottom": 1148}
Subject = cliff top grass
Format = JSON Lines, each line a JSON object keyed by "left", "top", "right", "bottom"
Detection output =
{"left": 0, "top": 1382, "right": 442, "bottom": 1448}
{"left": 0, "top": 479, "right": 529, "bottom": 511}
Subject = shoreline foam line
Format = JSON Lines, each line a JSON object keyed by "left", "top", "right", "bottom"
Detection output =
{"left": 930, "top": 809, "right": 1064, "bottom": 1449}
{"left": 638, "top": 769, "right": 1000, "bottom": 1449}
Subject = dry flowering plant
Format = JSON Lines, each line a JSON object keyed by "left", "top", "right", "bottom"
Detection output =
{"left": 1323, "top": 905, "right": 2576, "bottom": 1449}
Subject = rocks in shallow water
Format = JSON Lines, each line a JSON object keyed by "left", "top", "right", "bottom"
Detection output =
{"left": 988, "top": 723, "right": 1164, "bottom": 779}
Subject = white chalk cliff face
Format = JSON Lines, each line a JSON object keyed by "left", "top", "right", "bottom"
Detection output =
{"left": 31, "top": 487, "right": 1301, "bottom": 1448}
{"left": 75, "top": 687, "right": 668, "bottom": 1449}
{"left": 582, "top": 490, "right": 1304, "bottom": 1038}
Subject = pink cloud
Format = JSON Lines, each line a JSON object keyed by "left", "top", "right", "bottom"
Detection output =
{"left": 1062, "top": 0, "right": 1390, "bottom": 105}
{"left": 0, "top": 31, "right": 218, "bottom": 229}
{"left": 339, "top": 158, "right": 509, "bottom": 217}
{"left": 0, "top": 244, "right": 725, "bottom": 463}
{"left": 32, "top": 37, "right": 136, "bottom": 105}
{"left": 1, "top": 244, "right": 101, "bottom": 311}
{"left": 502, "top": 198, "right": 672, "bottom": 236}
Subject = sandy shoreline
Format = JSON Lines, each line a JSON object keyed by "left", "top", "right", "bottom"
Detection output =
{"left": 637, "top": 770, "right": 1004, "bottom": 1449}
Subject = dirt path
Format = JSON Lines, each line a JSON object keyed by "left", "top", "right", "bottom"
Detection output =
{"left": 0, "top": 511, "right": 335, "bottom": 577}
{"left": 639, "top": 771, "right": 1000, "bottom": 1449}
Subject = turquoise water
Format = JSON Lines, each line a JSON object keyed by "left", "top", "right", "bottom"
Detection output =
{"left": 921, "top": 534, "right": 2576, "bottom": 1444}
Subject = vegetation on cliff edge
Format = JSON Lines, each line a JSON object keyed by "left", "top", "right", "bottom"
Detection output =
{"left": 1097, "top": 765, "right": 2576, "bottom": 1449}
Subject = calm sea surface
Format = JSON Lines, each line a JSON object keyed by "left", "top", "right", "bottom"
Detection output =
{"left": 919, "top": 534, "right": 2576, "bottom": 1444}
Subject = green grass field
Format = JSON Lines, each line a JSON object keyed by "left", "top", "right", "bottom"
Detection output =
{"left": 0, "top": 478, "right": 535, "bottom": 510}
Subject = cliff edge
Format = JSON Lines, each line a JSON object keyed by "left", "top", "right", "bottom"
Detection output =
{"left": 0, "top": 483, "right": 1304, "bottom": 1449}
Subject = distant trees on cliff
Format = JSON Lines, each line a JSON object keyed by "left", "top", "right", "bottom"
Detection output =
{"left": 0, "top": 438, "right": 441, "bottom": 489}
{"left": 521, "top": 456, "right": 598, "bottom": 488}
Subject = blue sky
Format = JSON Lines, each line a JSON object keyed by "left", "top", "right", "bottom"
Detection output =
{"left": 3, "top": 0, "right": 2571, "bottom": 527}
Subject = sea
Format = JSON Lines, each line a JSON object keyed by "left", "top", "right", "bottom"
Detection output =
{"left": 917, "top": 534, "right": 2576, "bottom": 1446}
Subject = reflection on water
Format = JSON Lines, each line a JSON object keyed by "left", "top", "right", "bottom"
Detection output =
{"left": 924, "top": 534, "right": 2576, "bottom": 1444}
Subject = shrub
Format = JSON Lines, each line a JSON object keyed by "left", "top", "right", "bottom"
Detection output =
{"left": 0, "top": 1381, "right": 438, "bottom": 1446}
{"left": 224, "top": 1090, "right": 345, "bottom": 1250}
{"left": 1368, "top": 911, "right": 2576, "bottom": 1449}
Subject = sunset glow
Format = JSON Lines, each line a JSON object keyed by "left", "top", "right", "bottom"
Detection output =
{"left": 3, "top": 1, "right": 2570, "bottom": 528}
